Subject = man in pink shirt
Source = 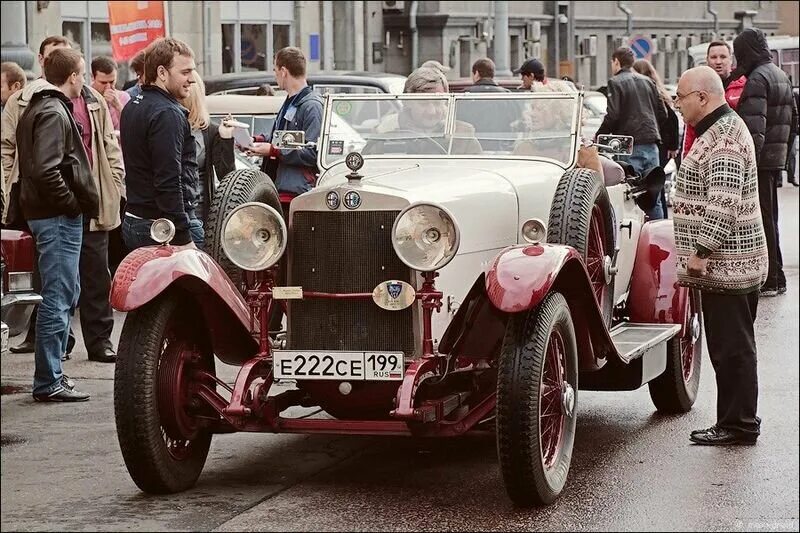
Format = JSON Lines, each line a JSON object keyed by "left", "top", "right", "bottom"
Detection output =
{"left": 90, "top": 56, "right": 130, "bottom": 131}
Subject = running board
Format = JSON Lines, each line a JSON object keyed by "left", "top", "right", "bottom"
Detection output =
{"left": 609, "top": 323, "right": 681, "bottom": 364}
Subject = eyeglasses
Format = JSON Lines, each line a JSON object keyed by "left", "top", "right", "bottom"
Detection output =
{"left": 675, "top": 90, "right": 702, "bottom": 102}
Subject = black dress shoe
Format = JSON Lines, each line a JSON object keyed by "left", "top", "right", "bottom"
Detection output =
{"left": 9, "top": 339, "right": 35, "bottom": 354}
{"left": 88, "top": 347, "right": 116, "bottom": 363}
{"left": 690, "top": 426, "right": 757, "bottom": 446}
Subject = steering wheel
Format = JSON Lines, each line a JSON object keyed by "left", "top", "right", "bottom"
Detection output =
{"left": 366, "top": 128, "right": 449, "bottom": 155}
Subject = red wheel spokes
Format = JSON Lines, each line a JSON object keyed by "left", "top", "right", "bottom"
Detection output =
{"left": 540, "top": 329, "right": 567, "bottom": 469}
{"left": 586, "top": 205, "right": 607, "bottom": 306}
{"left": 681, "top": 291, "right": 699, "bottom": 381}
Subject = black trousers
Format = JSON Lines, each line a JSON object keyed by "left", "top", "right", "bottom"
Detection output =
{"left": 702, "top": 290, "right": 761, "bottom": 438}
{"left": 758, "top": 169, "right": 786, "bottom": 288}
{"left": 78, "top": 230, "right": 114, "bottom": 353}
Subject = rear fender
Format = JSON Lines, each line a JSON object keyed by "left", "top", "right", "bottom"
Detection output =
{"left": 443, "top": 244, "right": 617, "bottom": 371}
{"left": 628, "top": 220, "right": 689, "bottom": 329}
{"left": 111, "top": 246, "right": 258, "bottom": 364}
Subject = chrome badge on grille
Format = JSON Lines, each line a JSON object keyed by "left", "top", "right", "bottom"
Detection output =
{"left": 343, "top": 191, "right": 361, "bottom": 210}
{"left": 372, "top": 280, "right": 416, "bottom": 311}
{"left": 326, "top": 191, "right": 340, "bottom": 210}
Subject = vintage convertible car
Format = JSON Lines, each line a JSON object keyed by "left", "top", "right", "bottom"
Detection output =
{"left": 110, "top": 91, "right": 701, "bottom": 506}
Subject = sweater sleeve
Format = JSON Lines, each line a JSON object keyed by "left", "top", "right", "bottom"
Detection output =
{"left": 695, "top": 132, "right": 745, "bottom": 254}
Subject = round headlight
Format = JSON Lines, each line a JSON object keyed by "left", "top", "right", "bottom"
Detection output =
{"left": 150, "top": 218, "right": 176, "bottom": 244}
{"left": 521, "top": 219, "right": 547, "bottom": 244}
{"left": 221, "top": 202, "right": 287, "bottom": 271}
{"left": 392, "top": 204, "right": 460, "bottom": 271}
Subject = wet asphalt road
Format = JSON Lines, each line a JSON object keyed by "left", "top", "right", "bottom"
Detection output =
{"left": 2, "top": 188, "right": 798, "bottom": 532}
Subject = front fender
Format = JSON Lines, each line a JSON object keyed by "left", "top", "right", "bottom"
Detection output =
{"left": 628, "top": 220, "right": 687, "bottom": 326}
{"left": 111, "top": 246, "right": 257, "bottom": 364}
{"left": 485, "top": 244, "right": 617, "bottom": 369}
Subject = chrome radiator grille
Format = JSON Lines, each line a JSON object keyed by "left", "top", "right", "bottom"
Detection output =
{"left": 287, "top": 210, "right": 415, "bottom": 354}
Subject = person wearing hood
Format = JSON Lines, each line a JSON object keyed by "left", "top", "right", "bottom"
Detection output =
{"left": 682, "top": 40, "right": 748, "bottom": 156}
{"left": 16, "top": 47, "right": 99, "bottom": 402}
{"left": 734, "top": 28, "right": 798, "bottom": 297}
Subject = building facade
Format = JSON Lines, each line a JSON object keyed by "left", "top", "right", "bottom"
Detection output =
{"left": 0, "top": 0, "right": 787, "bottom": 86}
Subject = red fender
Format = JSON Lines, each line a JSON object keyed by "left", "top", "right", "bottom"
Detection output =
{"left": 628, "top": 220, "right": 688, "bottom": 327}
{"left": 111, "top": 246, "right": 258, "bottom": 364}
{"left": 484, "top": 243, "right": 617, "bottom": 370}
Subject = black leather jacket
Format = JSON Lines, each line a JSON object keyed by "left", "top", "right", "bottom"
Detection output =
{"left": 597, "top": 68, "right": 667, "bottom": 145}
{"left": 464, "top": 78, "right": 511, "bottom": 93}
{"left": 734, "top": 28, "right": 798, "bottom": 170}
{"left": 16, "top": 88, "right": 99, "bottom": 221}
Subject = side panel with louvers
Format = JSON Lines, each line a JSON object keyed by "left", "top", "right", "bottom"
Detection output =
{"left": 288, "top": 210, "right": 415, "bottom": 354}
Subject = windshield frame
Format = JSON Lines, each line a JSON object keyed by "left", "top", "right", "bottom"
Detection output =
{"left": 317, "top": 92, "right": 583, "bottom": 171}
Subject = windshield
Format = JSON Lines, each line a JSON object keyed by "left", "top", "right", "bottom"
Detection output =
{"left": 320, "top": 93, "right": 580, "bottom": 169}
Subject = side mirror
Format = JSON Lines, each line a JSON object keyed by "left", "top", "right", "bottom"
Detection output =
{"left": 273, "top": 130, "right": 316, "bottom": 150}
{"left": 595, "top": 134, "right": 634, "bottom": 156}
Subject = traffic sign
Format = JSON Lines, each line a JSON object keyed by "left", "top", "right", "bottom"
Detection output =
{"left": 629, "top": 35, "right": 653, "bottom": 60}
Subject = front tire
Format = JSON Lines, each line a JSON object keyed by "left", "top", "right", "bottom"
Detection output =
{"left": 497, "top": 292, "right": 578, "bottom": 506}
{"left": 648, "top": 289, "right": 702, "bottom": 413}
{"left": 114, "top": 293, "right": 215, "bottom": 494}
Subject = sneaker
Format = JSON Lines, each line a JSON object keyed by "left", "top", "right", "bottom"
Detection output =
{"left": 61, "top": 375, "right": 76, "bottom": 390}
{"left": 33, "top": 386, "right": 90, "bottom": 402}
{"left": 760, "top": 286, "right": 778, "bottom": 297}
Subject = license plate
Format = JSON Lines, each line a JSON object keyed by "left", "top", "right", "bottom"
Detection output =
{"left": 273, "top": 351, "right": 405, "bottom": 381}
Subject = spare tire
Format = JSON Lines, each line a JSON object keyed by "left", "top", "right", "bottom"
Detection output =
{"left": 547, "top": 168, "right": 616, "bottom": 326}
{"left": 204, "top": 169, "right": 282, "bottom": 290}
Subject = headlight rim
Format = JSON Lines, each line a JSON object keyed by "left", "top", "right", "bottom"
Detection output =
{"left": 391, "top": 201, "right": 461, "bottom": 272}
{"left": 150, "top": 218, "right": 176, "bottom": 245}
{"left": 521, "top": 218, "right": 547, "bottom": 244}
{"left": 220, "top": 201, "right": 288, "bottom": 271}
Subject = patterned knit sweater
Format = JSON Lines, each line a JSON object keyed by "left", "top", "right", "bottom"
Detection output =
{"left": 673, "top": 105, "right": 768, "bottom": 294}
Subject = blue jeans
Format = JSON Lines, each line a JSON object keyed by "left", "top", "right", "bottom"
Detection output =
{"left": 624, "top": 143, "right": 665, "bottom": 220}
{"left": 28, "top": 215, "right": 83, "bottom": 395}
{"left": 122, "top": 215, "right": 204, "bottom": 249}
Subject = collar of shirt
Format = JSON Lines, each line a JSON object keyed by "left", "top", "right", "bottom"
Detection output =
{"left": 694, "top": 103, "right": 732, "bottom": 137}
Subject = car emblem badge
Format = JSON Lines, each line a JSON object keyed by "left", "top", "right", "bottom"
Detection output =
{"left": 387, "top": 282, "right": 403, "bottom": 300}
{"left": 343, "top": 191, "right": 361, "bottom": 210}
{"left": 326, "top": 191, "right": 340, "bottom": 210}
{"left": 372, "top": 280, "right": 415, "bottom": 311}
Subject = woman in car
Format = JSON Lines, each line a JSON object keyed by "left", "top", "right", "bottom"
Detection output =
{"left": 363, "top": 67, "right": 482, "bottom": 156}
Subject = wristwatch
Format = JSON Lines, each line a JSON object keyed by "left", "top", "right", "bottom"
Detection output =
{"left": 694, "top": 245, "right": 712, "bottom": 259}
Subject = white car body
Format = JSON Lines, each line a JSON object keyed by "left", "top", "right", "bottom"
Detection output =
{"left": 289, "top": 92, "right": 645, "bottom": 345}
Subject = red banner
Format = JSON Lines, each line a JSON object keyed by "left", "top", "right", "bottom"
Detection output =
{"left": 108, "top": 1, "right": 166, "bottom": 62}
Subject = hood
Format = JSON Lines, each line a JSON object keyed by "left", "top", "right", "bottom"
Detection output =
{"left": 733, "top": 28, "right": 772, "bottom": 77}
{"left": 19, "top": 78, "right": 61, "bottom": 105}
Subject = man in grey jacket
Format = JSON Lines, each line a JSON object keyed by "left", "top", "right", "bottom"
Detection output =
{"left": 250, "top": 47, "right": 323, "bottom": 197}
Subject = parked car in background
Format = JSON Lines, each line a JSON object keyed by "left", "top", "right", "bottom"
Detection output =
{"left": 204, "top": 71, "right": 407, "bottom": 96}
{"left": 1, "top": 230, "right": 41, "bottom": 355}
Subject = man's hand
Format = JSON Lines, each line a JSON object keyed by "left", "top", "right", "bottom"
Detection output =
{"left": 687, "top": 253, "right": 709, "bottom": 277}
{"left": 667, "top": 149, "right": 679, "bottom": 159}
{"left": 247, "top": 142, "right": 273, "bottom": 156}
{"left": 218, "top": 114, "right": 235, "bottom": 139}
{"left": 104, "top": 88, "right": 121, "bottom": 111}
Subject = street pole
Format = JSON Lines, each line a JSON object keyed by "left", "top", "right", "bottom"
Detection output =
{"left": 494, "top": 0, "right": 512, "bottom": 77}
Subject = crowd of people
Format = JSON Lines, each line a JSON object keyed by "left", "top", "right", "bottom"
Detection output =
{"left": 0, "top": 28, "right": 796, "bottom": 422}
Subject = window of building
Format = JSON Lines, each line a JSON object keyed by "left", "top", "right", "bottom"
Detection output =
{"left": 241, "top": 24, "right": 268, "bottom": 71}
{"left": 220, "top": 1, "right": 295, "bottom": 74}
{"left": 781, "top": 48, "right": 799, "bottom": 85}
{"left": 274, "top": 24, "right": 291, "bottom": 53}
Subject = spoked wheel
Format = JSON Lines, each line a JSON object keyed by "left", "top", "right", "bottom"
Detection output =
{"left": 548, "top": 168, "right": 615, "bottom": 327}
{"left": 648, "top": 289, "right": 703, "bottom": 413}
{"left": 586, "top": 204, "right": 609, "bottom": 309}
{"left": 497, "top": 292, "right": 578, "bottom": 506}
{"left": 114, "top": 293, "right": 215, "bottom": 493}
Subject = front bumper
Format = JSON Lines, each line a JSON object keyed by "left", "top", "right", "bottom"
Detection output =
{"left": 1, "top": 292, "right": 42, "bottom": 337}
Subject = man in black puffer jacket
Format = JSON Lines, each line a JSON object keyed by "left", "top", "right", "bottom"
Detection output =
{"left": 734, "top": 28, "right": 798, "bottom": 296}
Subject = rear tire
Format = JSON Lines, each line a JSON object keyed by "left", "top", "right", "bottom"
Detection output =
{"left": 548, "top": 168, "right": 615, "bottom": 326}
{"left": 114, "top": 294, "right": 215, "bottom": 494}
{"left": 497, "top": 292, "right": 578, "bottom": 506}
{"left": 204, "top": 168, "right": 281, "bottom": 289}
{"left": 649, "top": 289, "right": 702, "bottom": 413}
